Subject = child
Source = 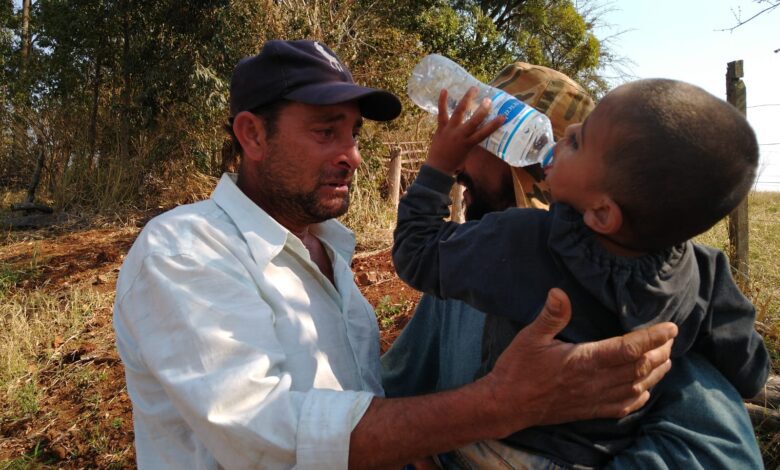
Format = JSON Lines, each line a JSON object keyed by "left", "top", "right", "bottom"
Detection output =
{"left": 393, "top": 79, "right": 770, "bottom": 468}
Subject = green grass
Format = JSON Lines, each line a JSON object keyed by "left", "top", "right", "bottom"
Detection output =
{"left": 375, "top": 295, "right": 415, "bottom": 329}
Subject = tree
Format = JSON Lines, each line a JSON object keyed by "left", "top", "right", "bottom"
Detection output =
{"left": 405, "top": 0, "right": 607, "bottom": 95}
{"left": 0, "top": 0, "right": 615, "bottom": 211}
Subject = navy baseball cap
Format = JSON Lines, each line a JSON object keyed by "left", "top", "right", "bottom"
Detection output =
{"left": 230, "top": 40, "right": 402, "bottom": 121}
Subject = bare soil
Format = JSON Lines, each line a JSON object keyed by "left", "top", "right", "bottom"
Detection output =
{"left": 0, "top": 226, "right": 418, "bottom": 467}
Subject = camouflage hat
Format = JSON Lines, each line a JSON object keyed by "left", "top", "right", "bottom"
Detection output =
{"left": 490, "top": 62, "right": 595, "bottom": 140}
{"left": 489, "top": 62, "right": 595, "bottom": 209}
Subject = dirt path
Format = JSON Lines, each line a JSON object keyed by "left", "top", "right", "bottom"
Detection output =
{"left": 0, "top": 226, "right": 418, "bottom": 467}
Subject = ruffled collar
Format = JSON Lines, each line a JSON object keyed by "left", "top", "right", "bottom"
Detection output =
{"left": 547, "top": 204, "right": 699, "bottom": 340}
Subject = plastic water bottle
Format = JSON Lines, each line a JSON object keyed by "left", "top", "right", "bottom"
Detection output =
{"left": 407, "top": 54, "right": 555, "bottom": 167}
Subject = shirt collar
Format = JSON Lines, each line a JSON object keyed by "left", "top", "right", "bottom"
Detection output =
{"left": 211, "top": 173, "right": 357, "bottom": 266}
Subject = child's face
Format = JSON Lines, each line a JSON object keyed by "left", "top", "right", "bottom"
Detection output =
{"left": 544, "top": 99, "right": 616, "bottom": 212}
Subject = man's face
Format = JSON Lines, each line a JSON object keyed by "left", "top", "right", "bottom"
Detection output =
{"left": 456, "top": 146, "right": 516, "bottom": 220}
{"left": 248, "top": 101, "right": 363, "bottom": 228}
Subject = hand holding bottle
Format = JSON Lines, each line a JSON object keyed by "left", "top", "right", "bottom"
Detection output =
{"left": 426, "top": 87, "right": 506, "bottom": 176}
{"left": 408, "top": 54, "right": 555, "bottom": 167}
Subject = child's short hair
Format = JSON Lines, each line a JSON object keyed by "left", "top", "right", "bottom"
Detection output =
{"left": 601, "top": 79, "right": 758, "bottom": 251}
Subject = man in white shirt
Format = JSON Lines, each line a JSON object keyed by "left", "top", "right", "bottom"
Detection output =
{"left": 113, "top": 39, "right": 677, "bottom": 469}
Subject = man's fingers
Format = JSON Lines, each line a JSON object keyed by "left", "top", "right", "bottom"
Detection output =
{"left": 603, "top": 390, "right": 652, "bottom": 418}
{"left": 633, "top": 357, "right": 673, "bottom": 394}
{"left": 637, "top": 338, "right": 674, "bottom": 376}
{"left": 518, "top": 288, "right": 571, "bottom": 344}
{"left": 601, "top": 357, "right": 671, "bottom": 417}
{"left": 576, "top": 358, "right": 672, "bottom": 421}
{"left": 586, "top": 322, "right": 678, "bottom": 369}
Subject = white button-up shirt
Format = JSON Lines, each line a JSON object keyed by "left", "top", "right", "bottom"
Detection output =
{"left": 113, "top": 173, "right": 383, "bottom": 469}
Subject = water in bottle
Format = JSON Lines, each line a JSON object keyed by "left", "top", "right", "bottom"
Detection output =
{"left": 407, "top": 54, "right": 555, "bottom": 167}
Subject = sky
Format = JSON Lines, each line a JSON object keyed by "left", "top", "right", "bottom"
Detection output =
{"left": 594, "top": 0, "right": 780, "bottom": 191}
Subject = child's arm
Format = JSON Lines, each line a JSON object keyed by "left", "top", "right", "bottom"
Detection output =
{"left": 424, "top": 87, "right": 505, "bottom": 176}
{"left": 393, "top": 88, "right": 551, "bottom": 319}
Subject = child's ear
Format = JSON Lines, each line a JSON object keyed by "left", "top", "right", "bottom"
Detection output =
{"left": 583, "top": 196, "right": 622, "bottom": 235}
{"left": 233, "top": 111, "right": 267, "bottom": 161}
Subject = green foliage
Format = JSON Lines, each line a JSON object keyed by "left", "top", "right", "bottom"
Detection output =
{"left": 454, "top": 0, "right": 602, "bottom": 92}
{"left": 0, "top": 0, "right": 610, "bottom": 213}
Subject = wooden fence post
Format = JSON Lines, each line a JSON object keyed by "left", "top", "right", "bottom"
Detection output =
{"left": 726, "top": 60, "right": 750, "bottom": 283}
{"left": 387, "top": 146, "right": 402, "bottom": 208}
{"left": 450, "top": 184, "right": 464, "bottom": 223}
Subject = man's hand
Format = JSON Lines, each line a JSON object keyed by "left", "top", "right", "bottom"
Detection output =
{"left": 426, "top": 87, "right": 505, "bottom": 176}
{"left": 350, "top": 288, "right": 676, "bottom": 469}
{"left": 480, "top": 288, "right": 677, "bottom": 437}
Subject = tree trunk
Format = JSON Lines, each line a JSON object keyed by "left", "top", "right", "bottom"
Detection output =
{"left": 25, "top": 146, "right": 45, "bottom": 204}
{"left": 21, "top": 0, "right": 31, "bottom": 73}
{"left": 450, "top": 184, "right": 464, "bottom": 223}
{"left": 726, "top": 60, "right": 749, "bottom": 282}
{"left": 88, "top": 56, "right": 102, "bottom": 167}
{"left": 386, "top": 146, "right": 402, "bottom": 209}
{"left": 119, "top": 2, "right": 131, "bottom": 161}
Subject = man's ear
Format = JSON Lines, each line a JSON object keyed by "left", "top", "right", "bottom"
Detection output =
{"left": 583, "top": 196, "right": 622, "bottom": 236}
{"left": 233, "top": 111, "right": 267, "bottom": 160}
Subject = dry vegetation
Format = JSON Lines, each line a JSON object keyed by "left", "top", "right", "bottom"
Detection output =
{"left": 0, "top": 185, "right": 778, "bottom": 468}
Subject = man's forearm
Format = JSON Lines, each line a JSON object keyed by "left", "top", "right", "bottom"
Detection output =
{"left": 349, "top": 377, "right": 509, "bottom": 469}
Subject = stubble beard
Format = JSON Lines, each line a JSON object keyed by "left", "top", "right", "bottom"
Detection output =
{"left": 256, "top": 144, "right": 351, "bottom": 225}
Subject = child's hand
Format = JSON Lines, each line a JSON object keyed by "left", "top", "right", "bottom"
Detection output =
{"left": 425, "top": 86, "right": 505, "bottom": 176}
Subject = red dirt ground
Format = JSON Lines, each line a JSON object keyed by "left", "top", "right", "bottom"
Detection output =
{"left": 0, "top": 226, "right": 419, "bottom": 467}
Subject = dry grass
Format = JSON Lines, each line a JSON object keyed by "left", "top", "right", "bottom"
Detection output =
{"left": 695, "top": 191, "right": 780, "bottom": 356}
{"left": 695, "top": 191, "right": 780, "bottom": 466}
{"left": 0, "top": 285, "right": 113, "bottom": 416}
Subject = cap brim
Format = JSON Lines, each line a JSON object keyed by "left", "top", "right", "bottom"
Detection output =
{"left": 285, "top": 82, "right": 402, "bottom": 121}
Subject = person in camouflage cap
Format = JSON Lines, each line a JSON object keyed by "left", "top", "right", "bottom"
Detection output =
{"left": 490, "top": 61, "right": 595, "bottom": 209}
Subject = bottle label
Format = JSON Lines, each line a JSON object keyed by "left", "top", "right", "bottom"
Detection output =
{"left": 496, "top": 96, "right": 526, "bottom": 125}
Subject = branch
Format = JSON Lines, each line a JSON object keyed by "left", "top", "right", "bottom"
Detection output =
{"left": 718, "top": 1, "right": 780, "bottom": 32}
